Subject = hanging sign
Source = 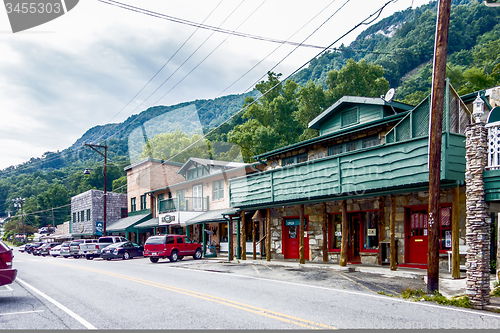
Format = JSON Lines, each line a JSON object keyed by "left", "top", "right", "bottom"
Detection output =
{"left": 95, "top": 221, "right": 103, "bottom": 236}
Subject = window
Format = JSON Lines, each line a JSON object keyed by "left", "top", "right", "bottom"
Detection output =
{"left": 80, "top": 211, "right": 84, "bottom": 222}
{"left": 186, "top": 166, "right": 209, "bottom": 180}
{"left": 363, "top": 211, "right": 379, "bottom": 250}
{"left": 362, "top": 135, "right": 379, "bottom": 148}
{"left": 212, "top": 180, "right": 224, "bottom": 201}
{"left": 346, "top": 141, "right": 358, "bottom": 152}
{"left": 341, "top": 108, "right": 358, "bottom": 127}
{"left": 328, "top": 136, "right": 380, "bottom": 157}
{"left": 73, "top": 212, "right": 76, "bottom": 223}
{"left": 192, "top": 184, "right": 203, "bottom": 211}
{"left": 177, "top": 237, "right": 184, "bottom": 244}
{"left": 86, "top": 209, "right": 91, "bottom": 221}
{"left": 282, "top": 153, "right": 308, "bottom": 166}
{"left": 131, "top": 197, "right": 136, "bottom": 212}
{"left": 328, "top": 145, "right": 343, "bottom": 156}
{"left": 329, "top": 214, "right": 342, "bottom": 250}
{"left": 140, "top": 195, "right": 147, "bottom": 210}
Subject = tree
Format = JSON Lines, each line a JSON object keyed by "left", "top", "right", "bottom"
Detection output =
{"left": 326, "top": 59, "right": 390, "bottom": 102}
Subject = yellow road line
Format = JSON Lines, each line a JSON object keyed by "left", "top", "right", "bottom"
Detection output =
{"left": 49, "top": 262, "right": 335, "bottom": 330}
{"left": 338, "top": 272, "right": 373, "bottom": 293}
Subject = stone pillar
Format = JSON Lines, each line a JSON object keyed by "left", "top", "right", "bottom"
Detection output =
{"left": 465, "top": 122, "right": 491, "bottom": 308}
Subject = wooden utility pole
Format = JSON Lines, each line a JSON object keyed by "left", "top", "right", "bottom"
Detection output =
{"left": 252, "top": 220, "right": 256, "bottom": 260}
{"left": 340, "top": 200, "right": 348, "bottom": 266}
{"left": 452, "top": 187, "right": 461, "bottom": 278}
{"left": 299, "top": 204, "right": 305, "bottom": 264}
{"left": 378, "top": 197, "right": 385, "bottom": 265}
{"left": 322, "top": 202, "right": 328, "bottom": 262}
{"left": 427, "top": 0, "right": 452, "bottom": 294}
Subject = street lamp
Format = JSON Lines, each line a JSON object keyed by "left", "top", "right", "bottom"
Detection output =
{"left": 83, "top": 143, "right": 107, "bottom": 236}
{"left": 12, "top": 197, "right": 25, "bottom": 243}
{"left": 473, "top": 92, "right": 485, "bottom": 123}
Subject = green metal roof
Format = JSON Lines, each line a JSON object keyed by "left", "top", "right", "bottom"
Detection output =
{"left": 107, "top": 213, "right": 151, "bottom": 232}
{"left": 184, "top": 208, "right": 238, "bottom": 225}
{"left": 134, "top": 217, "right": 159, "bottom": 229}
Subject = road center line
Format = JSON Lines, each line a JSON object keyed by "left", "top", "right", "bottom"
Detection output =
{"left": 16, "top": 278, "right": 97, "bottom": 330}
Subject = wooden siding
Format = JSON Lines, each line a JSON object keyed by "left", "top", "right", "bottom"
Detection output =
{"left": 230, "top": 134, "right": 466, "bottom": 208}
{"left": 320, "top": 105, "right": 383, "bottom": 136}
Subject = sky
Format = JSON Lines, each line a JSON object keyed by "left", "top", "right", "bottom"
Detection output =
{"left": 0, "top": 0, "right": 433, "bottom": 170}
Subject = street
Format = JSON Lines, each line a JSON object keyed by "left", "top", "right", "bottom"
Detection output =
{"left": 2, "top": 251, "right": 500, "bottom": 329}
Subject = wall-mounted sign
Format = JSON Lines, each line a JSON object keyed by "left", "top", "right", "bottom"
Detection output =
{"left": 159, "top": 213, "right": 177, "bottom": 226}
{"left": 367, "top": 229, "right": 376, "bottom": 236}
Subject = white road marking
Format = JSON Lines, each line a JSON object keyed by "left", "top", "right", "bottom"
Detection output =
{"left": 0, "top": 310, "right": 44, "bottom": 316}
{"left": 16, "top": 278, "right": 97, "bottom": 330}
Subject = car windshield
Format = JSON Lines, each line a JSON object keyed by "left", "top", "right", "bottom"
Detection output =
{"left": 145, "top": 237, "right": 165, "bottom": 245}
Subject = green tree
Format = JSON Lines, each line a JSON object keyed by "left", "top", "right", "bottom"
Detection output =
{"left": 294, "top": 80, "right": 331, "bottom": 141}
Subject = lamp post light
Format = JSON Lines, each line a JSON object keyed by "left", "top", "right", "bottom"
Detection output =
{"left": 473, "top": 92, "right": 485, "bottom": 123}
{"left": 83, "top": 143, "right": 107, "bottom": 236}
{"left": 12, "top": 197, "right": 25, "bottom": 243}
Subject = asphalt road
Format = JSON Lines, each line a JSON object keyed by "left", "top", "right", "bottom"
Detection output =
{"left": 2, "top": 251, "right": 500, "bottom": 330}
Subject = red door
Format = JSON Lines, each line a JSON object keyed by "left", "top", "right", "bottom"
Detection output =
{"left": 283, "top": 219, "right": 309, "bottom": 260}
{"left": 408, "top": 210, "right": 428, "bottom": 264}
{"left": 347, "top": 214, "right": 362, "bottom": 263}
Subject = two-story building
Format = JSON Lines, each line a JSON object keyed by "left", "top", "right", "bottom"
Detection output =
{"left": 228, "top": 81, "right": 493, "bottom": 268}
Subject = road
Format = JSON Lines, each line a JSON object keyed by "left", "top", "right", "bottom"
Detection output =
{"left": 2, "top": 250, "right": 500, "bottom": 329}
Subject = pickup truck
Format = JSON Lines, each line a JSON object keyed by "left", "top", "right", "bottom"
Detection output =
{"left": 79, "top": 236, "right": 128, "bottom": 260}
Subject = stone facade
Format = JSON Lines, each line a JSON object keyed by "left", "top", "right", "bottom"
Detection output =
{"left": 70, "top": 189, "right": 127, "bottom": 237}
{"left": 465, "top": 122, "right": 491, "bottom": 308}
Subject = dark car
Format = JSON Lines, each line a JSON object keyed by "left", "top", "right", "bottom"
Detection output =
{"left": 143, "top": 234, "right": 202, "bottom": 263}
{"left": 0, "top": 240, "right": 17, "bottom": 287}
{"left": 38, "top": 243, "right": 59, "bottom": 257}
{"left": 26, "top": 242, "right": 43, "bottom": 254}
{"left": 101, "top": 242, "right": 143, "bottom": 260}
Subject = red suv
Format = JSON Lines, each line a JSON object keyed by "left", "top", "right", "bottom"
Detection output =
{"left": 0, "top": 240, "right": 17, "bottom": 286}
{"left": 144, "top": 234, "right": 202, "bottom": 263}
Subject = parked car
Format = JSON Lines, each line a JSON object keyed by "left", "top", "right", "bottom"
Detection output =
{"left": 38, "top": 243, "right": 59, "bottom": 257}
{"left": 25, "top": 242, "right": 43, "bottom": 254}
{"left": 0, "top": 240, "right": 17, "bottom": 287}
{"left": 143, "top": 234, "right": 202, "bottom": 263}
{"left": 60, "top": 241, "right": 73, "bottom": 258}
{"left": 30, "top": 243, "right": 45, "bottom": 255}
{"left": 49, "top": 244, "right": 62, "bottom": 257}
{"left": 101, "top": 242, "right": 143, "bottom": 261}
{"left": 79, "top": 236, "right": 128, "bottom": 260}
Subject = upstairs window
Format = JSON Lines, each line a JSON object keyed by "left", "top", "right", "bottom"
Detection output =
{"left": 131, "top": 197, "right": 136, "bottom": 212}
{"left": 282, "top": 153, "right": 308, "bottom": 167}
{"left": 212, "top": 180, "right": 224, "bottom": 201}
{"left": 362, "top": 135, "right": 379, "bottom": 148}
{"left": 86, "top": 209, "right": 91, "bottom": 221}
{"left": 341, "top": 108, "right": 358, "bottom": 127}
{"left": 328, "top": 145, "right": 343, "bottom": 156}
{"left": 140, "top": 195, "right": 147, "bottom": 210}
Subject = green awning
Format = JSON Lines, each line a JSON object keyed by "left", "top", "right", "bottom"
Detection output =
{"left": 185, "top": 208, "right": 238, "bottom": 226}
{"left": 134, "top": 217, "right": 160, "bottom": 229}
{"left": 107, "top": 213, "right": 151, "bottom": 232}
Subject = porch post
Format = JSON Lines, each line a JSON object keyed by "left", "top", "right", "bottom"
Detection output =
{"left": 390, "top": 195, "right": 397, "bottom": 271}
{"left": 259, "top": 220, "right": 264, "bottom": 259}
{"left": 452, "top": 187, "right": 461, "bottom": 278}
{"left": 340, "top": 200, "right": 348, "bottom": 266}
{"left": 203, "top": 223, "right": 207, "bottom": 257}
{"left": 266, "top": 208, "right": 271, "bottom": 262}
{"left": 236, "top": 217, "right": 241, "bottom": 259}
{"left": 299, "top": 204, "right": 305, "bottom": 264}
{"left": 378, "top": 196, "right": 385, "bottom": 265}
{"left": 252, "top": 220, "right": 256, "bottom": 260}
{"left": 228, "top": 216, "right": 233, "bottom": 261}
{"left": 241, "top": 211, "right": 246, "bottom": 260}
{"left": 186, "top": 224, "right": 191, "bottom": 238}
{"left": 322, "top": 202, "right": 328, "bottom": 262}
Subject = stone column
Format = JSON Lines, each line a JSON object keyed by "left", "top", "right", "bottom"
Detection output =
{"left": 465, "top": 122, "right": 491, "bottom": 309}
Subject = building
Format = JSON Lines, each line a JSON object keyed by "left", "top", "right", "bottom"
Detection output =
{"left": 70, "top": 189, "right": 127, "bottom": 238}
{"left": 227, "top": 82, "right": 500, "bottom": 268}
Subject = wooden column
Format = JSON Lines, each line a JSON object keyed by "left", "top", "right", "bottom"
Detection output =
{"left": 241, "top": 211, "right": 246, "bottom": 260}
{"left": 252, "top": 220, "right": 256, "bottom": 260}
{"left": 299, "top": 204, "right": 305, "bottom": 264}
{"left": 260, "top": 220, "right": 264, "bottom": 259}
{"left": 390, "top": 195, "right": 397, "bottom": 271}
{"left": 340, "top": 200, "right": 348, "bottom": 266}
{"left": 266, "top": 208, "right": 271, "bottom": 261}
{"left": 228, "top": 216, "right": 233, "bottom": 261}
{"left": 378, "top": 196, "right": 385, "bottom": 265}
{"left": 452, "top": 187, "right": 461, "bottom": 278}
{"left": 322, "top": 202, "right": 328, "bottom": 262}
{"left": 203, "top": 223, "right": 207, "bottom": 257}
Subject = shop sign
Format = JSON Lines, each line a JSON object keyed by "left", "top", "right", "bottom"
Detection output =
{"left": 95, "top": 221, "right": 103, "bottom": 236}
{"left": 367, "top": 229, "right": 376, "bottom": 236}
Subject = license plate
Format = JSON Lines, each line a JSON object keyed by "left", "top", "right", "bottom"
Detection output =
{"left": 152, "top": 252, "right": 157, "bottom": 256}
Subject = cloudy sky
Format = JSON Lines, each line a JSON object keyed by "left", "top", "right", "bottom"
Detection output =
{"left": 0, "top": 0, "right": 432, "bottom": 170}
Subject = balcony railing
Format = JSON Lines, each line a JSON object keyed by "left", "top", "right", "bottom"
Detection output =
{"left": 158, "top": 196, "right": 209, "bottom": 213}
{"left": 487, "top": 123, "right": 500, "bottom": 170}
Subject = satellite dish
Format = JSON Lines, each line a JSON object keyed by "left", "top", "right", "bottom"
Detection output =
{"left": 384, "top": 88, "right": 395, "bottom": 103}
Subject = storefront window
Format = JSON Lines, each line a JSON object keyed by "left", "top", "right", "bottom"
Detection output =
{"left": 440, "top": 207, "right": 452, "bottom": 251}
{"left": 329, "top": 214, "right": 342, "bottom": 250}
{"left": 364, "top": 211, "right": 379, "bottom": 250}
{"left": 220, "top": 223, "right": 228, "bottom": 242}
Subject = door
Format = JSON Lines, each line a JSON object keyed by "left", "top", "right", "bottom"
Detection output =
{"left": 192, "top": 184, "right": 203, "bottom": 211}
{"left": 347, "top": 214, "right": 361, "bottom": 263}
{"left": 283, "top": 219, "right": 309, "bottom": 260}
{"left": 408, "top": 209, "right": 428, "bottom": 264}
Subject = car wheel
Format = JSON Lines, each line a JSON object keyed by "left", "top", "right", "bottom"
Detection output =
{"left": 169, "top": 250, "right": 178, "bottom": 262}
{"left": 150, "top": 257, "right": 159, "bottom": 263}
{"left": 52, "top": 255, "right": 57, "bottom": 257}
{"left": 194, "top": 248, "right": 202, "bottom": 260}
{"left": 42, "top": 254, "right": 46, "bottom": 257}
{"left": 73, "top": 255, "right": 79, "bottom": 259}
{"left": 123, "top": 252, "right": 130, "bottom": 260}
{"left": 106, "top": 258, "right": 112, "bottom": 261}
{"left": 86, "top": 255, "right": 93, "bottom": 260}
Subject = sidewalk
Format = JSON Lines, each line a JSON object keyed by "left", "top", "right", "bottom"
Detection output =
{"left": 203, "top": 254, "right": 500, "bottom": 312}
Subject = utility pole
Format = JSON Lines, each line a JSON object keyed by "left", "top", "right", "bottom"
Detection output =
{"left": 12, "top": 197, "right": 25, "bottom": 243}
{"left": 427, "top": 0, "right": 452, "bottom": 294}
{"left": 83, "top": 143, "right": 107, "bottom": 236}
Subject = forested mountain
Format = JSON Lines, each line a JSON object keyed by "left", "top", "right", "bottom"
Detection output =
{"left": 3, "top": 0, "right": 500, "bottom": 234}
